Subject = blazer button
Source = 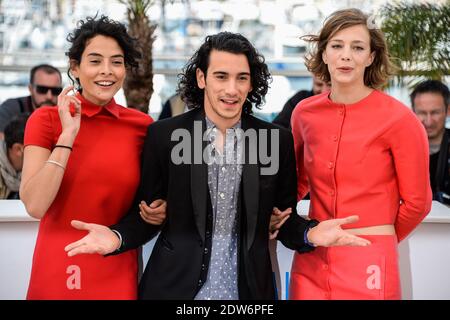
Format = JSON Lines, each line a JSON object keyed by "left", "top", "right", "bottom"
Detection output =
{"left": 201, "top": 264, "right": 206, "bottom": 271}
{"left": 198, "top": 279, "right": 203, "bottom": 286}
{"left": 206, "top": 231, "right": 211, "bottom": 238}
{"left": 204, "top": 248, "right": 209, "bottom": 254}
{"left": 207, "top": 214, "right": 213, "bottom": 220}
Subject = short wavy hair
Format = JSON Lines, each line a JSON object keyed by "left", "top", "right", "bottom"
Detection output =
{"left": 66, "top": 15, "right": 141, "bottom": 86}
{"left": 177, "top": 32, "right": 271, "bottom": 114}
{"left": 302, "top": 8, "right": 395, "bottom": 89}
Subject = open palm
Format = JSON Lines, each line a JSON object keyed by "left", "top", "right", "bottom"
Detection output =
{"left": 64, "top": 220, "right": 120, "bottom": 257}
{"left": 308, "top": 215, "right": 371, "bottom": 247}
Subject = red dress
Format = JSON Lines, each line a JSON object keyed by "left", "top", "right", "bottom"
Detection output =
{"left": 290, "top": 90, "right": 432, "bottom": 299}
{"left": 24, "top": 93, "right": 152, "bottom": 299}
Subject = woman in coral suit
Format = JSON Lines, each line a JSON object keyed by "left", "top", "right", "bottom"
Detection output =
{"left": 290, "top": 8, "right": 432, "bottom": 299}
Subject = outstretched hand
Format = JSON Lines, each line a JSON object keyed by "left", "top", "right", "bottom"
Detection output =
{"left": 307, "top": 215, "right": 371, "bottom": 247}
{"left": 64, "top": 220, "right": 120, "bottom": 257}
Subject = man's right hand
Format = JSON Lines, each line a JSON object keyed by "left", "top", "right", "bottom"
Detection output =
{"left": 64, "top": 220, "right": 120, "bottom": 257}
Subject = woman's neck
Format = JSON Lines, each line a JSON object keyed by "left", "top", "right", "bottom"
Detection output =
{"left": 329, "top": 82, "right": 374, "bottom": 105}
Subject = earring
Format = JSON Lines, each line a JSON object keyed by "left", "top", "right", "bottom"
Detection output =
{"left": 75, "top": 79, "right": 81, "bottom": 92}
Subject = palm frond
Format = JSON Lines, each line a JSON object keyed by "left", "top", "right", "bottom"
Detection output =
{"left": 380, "top": 1, "right": 450, "bottom": 89}
{"left": 119, "top": 0, "right": 157, "bottom": 113}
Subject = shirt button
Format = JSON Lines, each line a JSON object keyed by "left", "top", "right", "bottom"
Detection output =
{"left": 323, "top": 264, "right": 329, "bottom": 270}
{"left": 324, "top": 292, "right": 330, "bottom": 299}
{"left": 329, "top": 190, "right": 335, "bottom": 196}
{"left": 328, "top": 162, "right": 334, "bottom": 169}
{"left": 332, "top": 135, "right": 338, "bottom": 142}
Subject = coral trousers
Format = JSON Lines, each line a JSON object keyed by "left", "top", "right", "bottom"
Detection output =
{"left": 289, "top": 235, "right": 401, "bottom": 300}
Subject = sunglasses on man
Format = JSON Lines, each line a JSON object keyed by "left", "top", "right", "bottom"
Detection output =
{"left": 33, "top": 85, "right": 63, "bottom": 96}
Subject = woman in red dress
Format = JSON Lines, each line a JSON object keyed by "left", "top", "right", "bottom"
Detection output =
{"left": 290, "top": 9, "right": 432, "bottom": 299}
{"left": 20, "top": 16, "right": 164, "bottom": 299}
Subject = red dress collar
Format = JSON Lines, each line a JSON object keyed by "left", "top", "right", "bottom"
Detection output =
{"left": 76, "top": 92, "right": 121, "bottom": 119}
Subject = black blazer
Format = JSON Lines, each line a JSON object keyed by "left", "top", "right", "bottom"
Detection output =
{"left": 272, "top": 90, "right": 313, "bottom": 129}
{"left": 111, "top": 107, "right": 316, "bottom": 300}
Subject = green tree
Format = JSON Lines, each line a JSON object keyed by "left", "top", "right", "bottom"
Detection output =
{"left": 380, "top": 1, "right": 450, "bottom": 88}
{"left": 119, "top": 0, "right": 157, "bottom": 113}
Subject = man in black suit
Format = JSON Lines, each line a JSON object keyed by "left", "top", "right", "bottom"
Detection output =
{"left": 65, "top": 32, "right": 369, "bottom": 300}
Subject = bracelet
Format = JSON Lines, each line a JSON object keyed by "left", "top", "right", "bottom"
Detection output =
{"left": 54, "top": 145, "right": 73, "bottom": 151}
{"left": 304, "top": 228, "right": 316, "bottom": 247}
{"left": 45, "top": 160, "right": 66, "bottom": 170}
{"left": 304, "top": 220, "right": 320, "bottom": 248}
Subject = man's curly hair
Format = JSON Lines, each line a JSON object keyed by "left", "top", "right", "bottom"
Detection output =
{"left": 177, "top": 32, "right": 271, "bottom": 114}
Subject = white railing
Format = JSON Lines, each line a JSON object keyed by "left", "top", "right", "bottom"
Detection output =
{"left": 2, "top": 200, "right": 450, "bottom": 300}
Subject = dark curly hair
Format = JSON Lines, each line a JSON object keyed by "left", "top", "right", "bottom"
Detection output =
{"left": 177, "top": 32, "right": 271, "bottom": 114}
{"left": 66, "top": 15, "right": 141, "bottom": 87}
